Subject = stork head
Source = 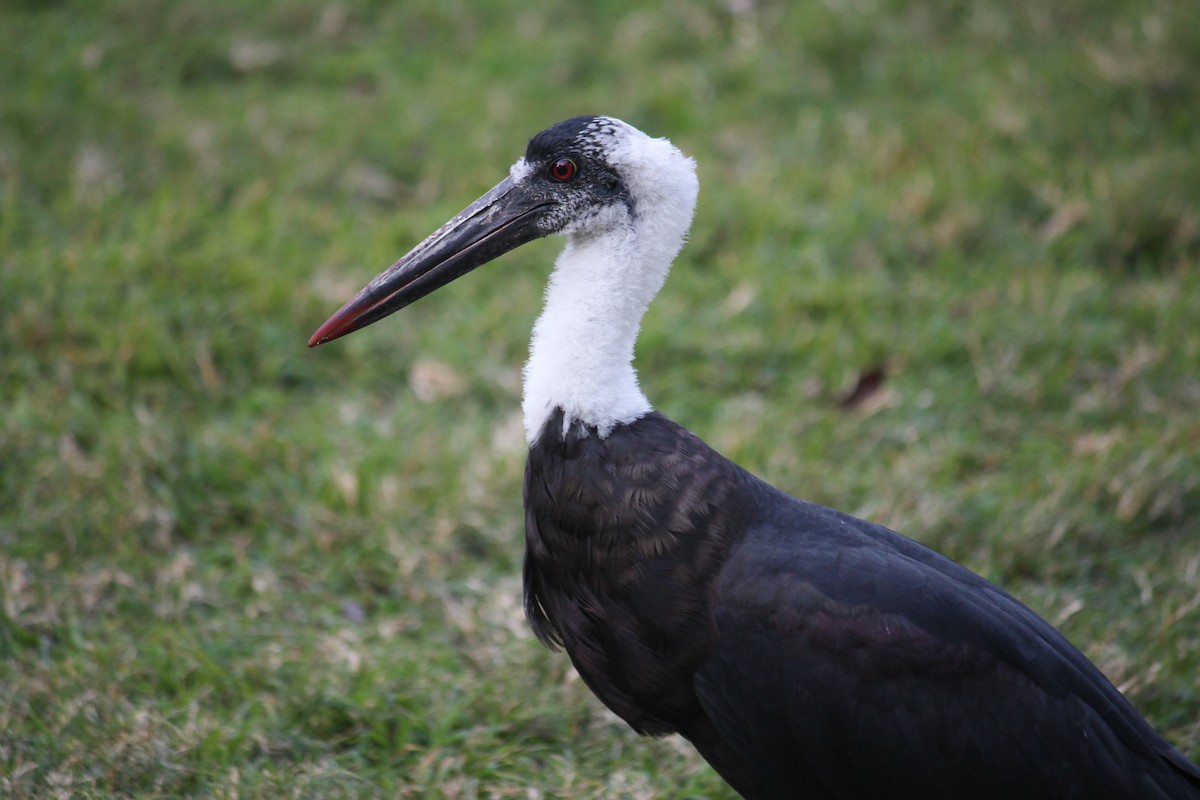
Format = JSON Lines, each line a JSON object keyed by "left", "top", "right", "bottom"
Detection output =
{"left": 308, "top": 116, "right": 698, "bottom": 346}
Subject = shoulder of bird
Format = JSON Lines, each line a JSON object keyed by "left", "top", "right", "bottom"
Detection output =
{"left": 521, "top": 409, "right": 766, "bottom": 733}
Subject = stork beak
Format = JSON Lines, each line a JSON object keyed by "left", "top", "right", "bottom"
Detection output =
{"left": 308, "top": 176, "right": 550, "bottom": 347}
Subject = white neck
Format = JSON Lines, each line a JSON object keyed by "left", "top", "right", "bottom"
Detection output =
{"left": 521, "top": 129, "right": 698, "bottom": 443}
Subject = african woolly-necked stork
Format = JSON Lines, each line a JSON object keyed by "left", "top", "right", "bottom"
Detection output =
{"left": 310, "top": 116, "right": 1200, "bottom": 799}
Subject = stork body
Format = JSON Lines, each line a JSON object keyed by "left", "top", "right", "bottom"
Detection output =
{"left": 310, "top": 116, "right": 1200, "bottom": 799}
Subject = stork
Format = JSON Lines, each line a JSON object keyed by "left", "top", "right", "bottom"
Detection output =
{"left": 310, "top": 116, "right": 1200, "bottom": 799}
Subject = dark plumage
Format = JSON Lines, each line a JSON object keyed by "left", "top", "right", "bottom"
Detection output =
{"left": 524, "top": 410, "right": 1200, "bottom": 800}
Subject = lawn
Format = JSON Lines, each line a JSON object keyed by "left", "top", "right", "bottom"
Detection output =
{"left": 2, "top": 0, "right": 1198, "bottom": 797}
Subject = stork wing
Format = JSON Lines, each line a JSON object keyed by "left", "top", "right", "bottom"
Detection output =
{"left": 692, "top": 500, "right": 1200, "bottom": 800}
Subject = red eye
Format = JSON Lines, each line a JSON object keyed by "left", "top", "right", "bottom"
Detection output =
{"left": 549, "top": 158, "right": 577, "bottom": 182}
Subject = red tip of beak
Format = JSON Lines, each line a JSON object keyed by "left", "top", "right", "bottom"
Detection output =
{"left": 307, "top": 307, "right": 357, "bottom": 347}
{"left": 308, "top": 289, "right": 398, "bottom": 348}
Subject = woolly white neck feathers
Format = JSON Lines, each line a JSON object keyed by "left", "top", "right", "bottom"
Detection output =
{"left": 519, "top": 119, "right": 699, "bottom": 443}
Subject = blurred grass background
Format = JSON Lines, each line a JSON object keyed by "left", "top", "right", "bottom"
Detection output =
{"left": 2, "top": 0, "right": 1198, "bottom": 797}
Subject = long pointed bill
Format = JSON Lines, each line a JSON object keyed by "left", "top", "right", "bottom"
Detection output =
{"left": 309, "top": 177, "right": 550, "bottom": 347}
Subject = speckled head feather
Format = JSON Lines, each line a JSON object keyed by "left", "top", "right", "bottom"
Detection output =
{"left": 524, "top": 116, "right": 609, "bottom": 161}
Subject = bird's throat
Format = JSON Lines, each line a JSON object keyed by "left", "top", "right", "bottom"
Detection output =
{"left": 521, "top": 228, "right": 668, "bottom": 443}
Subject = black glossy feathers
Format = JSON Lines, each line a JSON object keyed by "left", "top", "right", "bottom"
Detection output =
{"left": 522, "top": 410, "right": 1200, "bottom": 800}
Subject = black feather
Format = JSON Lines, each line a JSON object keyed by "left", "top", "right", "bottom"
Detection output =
{"left": 523, "top": 409, "right": 1200, "bottom": 800}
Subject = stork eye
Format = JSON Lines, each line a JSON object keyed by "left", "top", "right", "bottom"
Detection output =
{"left": 549, "top": 158, "right": 577, "bottom": 182}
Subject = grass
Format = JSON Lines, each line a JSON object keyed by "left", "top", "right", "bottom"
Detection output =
{"left": 2, "top": 0, "right": 1198, "bottom": 796}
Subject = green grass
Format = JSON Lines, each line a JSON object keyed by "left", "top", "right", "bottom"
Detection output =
{"left": 2, "top": 0, "right": 1199, "bottom": 796}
